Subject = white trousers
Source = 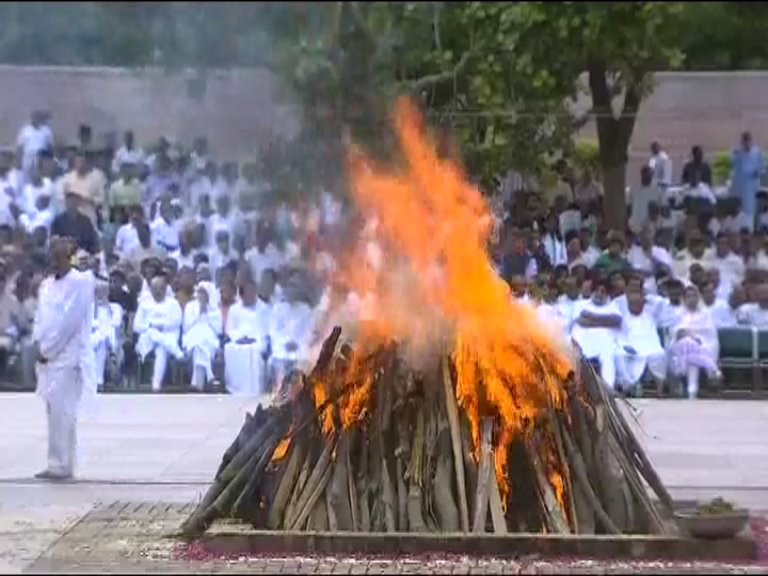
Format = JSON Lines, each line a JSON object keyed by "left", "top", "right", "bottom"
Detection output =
{"left": 149, "top": 348, "right": 169, "bottom": 392}
{"left": 93, "top": 341, "right": 109, "bottom": 387}
{"left": 687, "top": 366, "right": 700, "bottom": 399}
{"left": 46, "top": 398, "right": 77, "bottom": 476}
{"left": 223, "top": 343, "right": 265, "bottom": 396}
{"left": 189, "top": 347, "right": 215, "bottom": 390}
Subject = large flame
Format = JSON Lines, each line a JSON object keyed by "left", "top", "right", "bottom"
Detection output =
{"left": 320, "top": 97, "right": 573, "bottom": 504}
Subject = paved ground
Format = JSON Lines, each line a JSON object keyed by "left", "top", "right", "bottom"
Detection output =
{"left": 2, "top": 394, "right": 768, "bottom": 573}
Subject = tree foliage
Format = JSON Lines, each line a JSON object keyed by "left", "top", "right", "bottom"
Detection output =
{"left": 0, "top": 2, "right": 762, "bottom": 221}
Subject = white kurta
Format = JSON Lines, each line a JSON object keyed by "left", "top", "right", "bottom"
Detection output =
{"left": 269, "top": 301, "right": 316, "bottom": 396}
{"left": 33, "top": 269, "right": 95, "bottom": 476}
{"left": 616, "top": 308, "right": 667, "bottom": 386}
{"left": 91, "top": 303, "right": 122, "bottom": 386}
{"left": 224, "top": 301, "right": 271, "bottom": 396}
{"left": 133, "top": 295, "right": 184, "bottom": 390}
{"left": 182, "top": 301, "right": 222, "bottom": 388}
{"left": 570, "top": 299, "right": 622, "bottom": 389}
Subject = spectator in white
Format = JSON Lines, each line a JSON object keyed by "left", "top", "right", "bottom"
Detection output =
{"left": 90, "top": 281, "right": 121, "bottom": 391}
{"left": 32, "top": 236, "right": 95, "bottom": 481}
{"left": 223, "top": 271, "right": 270, "bottom": 396}
{"left": 555, "top": 274, "right": 582, "bottom": 333}
{"left": 540, "top": 212, "right": 566, "bottom": 267}
{"left": 209, "top": 194, "right": 241, "bottom": 249}
{"left": 111, "top": 130, "right": 145, "bottom": 174}
{"left": 563, "top": 231, "right": 586, "bottom": 270}
{"left": 575, "top": 166, "right": 603, "bottom": 205}
{"left": 743, "top": 283, "right": 768, "bottom": 327}
{"left": 628, "top": 227, "right": 673, "bottom": 293}
{"left": 213, "top": 162, "right": 241, "bottom": 201}
{"left": 628, "top": 165, "right": 662, "bottom": 235}
{"left": 615, "top": 290, "right": 667, "bottom": 394}
{"left": 150, "top": 196, "right": 180, "bottom": 253}
{"left": 649, "top": 140, "right": 673, "bottom": 189}
{"left": 19, "top": 188, "right": 55, "bottom": 235}
{"left": 17, "top": 110, "right": 53, "bottom": 178}
{"left": 0, "top": 151, "right": 19, "bottom": 226}
{"left": 246, "top": 222, "right": 283, "bottom": 285}
{"left": 667, "top": 285, "right": 721, "bottom": 399}
{"left": 577, "top": 227, "right": 600, "bottom": 268}
{"left": 171, "top": 224, "right": 198, "bottom": 270}
{"left": 188, "top": 162, "right": 216, "bottom": 215}
{"left": 269, "top": 276, "right": 317, "bottom": 399}
{"left": 19, "top": 164, "right": 54, "bottom": 217}
{"left": 681, "top": 145, "right": 712, "bottom": 187}
{"left": 711, "top": 232, "right": 745, "bottom": 293}
{"left": 57, "top": 150, "right": 106, "bottom": 228}
{"left": 190, "top": 136, "right": 209, "bottom": 172}
{"left": 182, "top": 283, "right": 222, "bottom": 391}
{"left": 681, "top": 169, "right": 716, "bottom": 204}
{"left": 570, "top": 278, "right": 623, "bottom": 389}
{"left": 699, "top": 280, "right": 732, "bottom": 327}
{"left": 730, "top": 131, "right": 763, "bottom": 231}
{"left": 673, "top": 232, "right": 712, "bottom": 281}
{"left": 133, "top": 273, "right": 184, "bottom": 392}
{"left": 209, "top": 228, "right": 237, "bottom": 277}
{"left": 114, "top": 205, "right": 144, "bottom": 260}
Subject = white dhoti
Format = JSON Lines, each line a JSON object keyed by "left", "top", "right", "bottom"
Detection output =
{"left": 224, "top": 342, "right": 266, "bottom": 396}
{"left": 183, "top": 325, "right": 220, "bottom": 391}
{"left": 572, "top": 327, "right": 620, "bottom": 390}
{"left": 616, "top": 347, "right": 667, "bottom": 387}
{"left": 36, "top": 364, "right": 84, "bottom": 477}
{"left": 136, "top": 329, "right": 183, "bottom": 391}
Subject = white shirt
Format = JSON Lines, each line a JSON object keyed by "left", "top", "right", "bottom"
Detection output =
{"left": 246, "top": 243, "right": 284, "bottom": 284}
{"left": 712, "top": 252, "right": 746, "bottom": 290}
{"left": 20, "top": 178, "right": 54, "bottom": 216}
{"left": 16, "top": 123, "right": 52, "bottom": 171}
{"left": 649, "top": 150, "right": 673, "bottom": 187}
{"left": 743, "top": 303, "right": 768, "bottom": 328}
{"left": 111, "top": 146, "right": 146, "bottom": 173}
{"left": 150, "top": 217, "right": 180, "bottom": 252}
{"left": 115, "top": 223, "right": 141, "bottom": 258}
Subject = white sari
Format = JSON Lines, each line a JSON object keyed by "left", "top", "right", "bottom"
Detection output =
{"left": 182, "top": 299, "right": 222, "bottom": 389}
{"left": 224, "top": 300, "right": 271, "bottom": 396}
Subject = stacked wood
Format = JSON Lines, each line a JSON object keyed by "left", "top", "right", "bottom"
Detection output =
{"left": 180, "top": 327, "right": 676, "bottom": 539}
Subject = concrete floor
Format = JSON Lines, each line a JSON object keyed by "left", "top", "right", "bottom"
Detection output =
{"left": 1, "top": 394, "right": 768, "bottom": 572}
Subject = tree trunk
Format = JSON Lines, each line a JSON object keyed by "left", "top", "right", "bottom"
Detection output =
{"left": 602, "top": 162, "right": 627, "bottom": 231}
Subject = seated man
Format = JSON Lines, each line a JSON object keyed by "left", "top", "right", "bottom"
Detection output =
{"left": 570, "top": 278, "right": 623, "bottom": 389}
{"left": 133, "top": 273, "right": 184, "bottom": 392}
{"left": 615, "top": 289, "right": 667, "bottom": 395}
{"left": 269, "top": 277, "right": 317, "bottom": 400}
{"left": 91, "top": 281, "right": 123, "bottom": 391}
{"left": 223, "top": 272, "right": 270, "bottom": 397}
{"left": 182, "top": 283, "right": 222, "bottom": 391}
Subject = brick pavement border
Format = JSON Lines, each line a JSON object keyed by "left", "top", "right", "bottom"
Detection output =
{"left": 198, "top": 529, "right": 756, "bottom": 563}
{"left": 21, "top": 501, "right": 764, "bottom": 574}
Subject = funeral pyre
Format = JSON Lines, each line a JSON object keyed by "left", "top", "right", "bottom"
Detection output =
{"left": 181, "top": 98, "right": 676, "bottom": 538}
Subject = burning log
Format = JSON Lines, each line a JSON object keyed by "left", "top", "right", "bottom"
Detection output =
{"left": 180, "top": 328, "right": 676, "bottom": 540}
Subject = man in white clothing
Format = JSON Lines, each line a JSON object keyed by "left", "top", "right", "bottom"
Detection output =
{"left": 133, "top": 274, "right": 184, "bottom": 392}
{"left": 224, "top": 272, "right": 271, "bottom": 397}
{"left": 649, "top": 140, "right": 673, "bottom": 190}
{"left": 17, "top": 110, "right": 53, "bottom": 178}
{"left": 33, "top": 236, "right": 95, "bottom": 480}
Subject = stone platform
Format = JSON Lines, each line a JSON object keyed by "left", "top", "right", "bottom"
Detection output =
{"left": 2, "top": 394, "right": 768, "bottom": 573}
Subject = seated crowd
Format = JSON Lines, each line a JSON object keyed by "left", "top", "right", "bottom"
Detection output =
{"left": 0, "top": 111, "right": 766, "bottom": 400}
{"left": 493, "top": 134, "right": 768, "bottom": 398}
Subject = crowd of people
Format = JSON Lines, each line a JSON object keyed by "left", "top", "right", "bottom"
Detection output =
{"left": 0, "top": 109, "right": 766, "bottom": 400}
{"left": 493, "top": 132, "right": 767, "bottom": 399}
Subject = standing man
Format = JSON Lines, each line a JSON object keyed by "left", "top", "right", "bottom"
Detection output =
{"left": 649, "top": 140, "right": 673, "bottom": 190}
{"left": 731, "top": 131, "right": 764, "bottom": 231}
{"left": 33, "top": 236, "right": 96, "bottom": 480}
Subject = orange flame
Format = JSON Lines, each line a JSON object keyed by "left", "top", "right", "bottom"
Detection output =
{"left": 322, "top": 97, "right": 573, "bottom": 503}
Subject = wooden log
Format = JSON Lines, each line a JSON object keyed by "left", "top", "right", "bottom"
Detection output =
{"left": 529, "top": 442, "right": 571, "bottom": 534}
{"left": 441, "top": 355, "right": 470, "bottom": 532}
{"left": 433, "top": 427, "right": 460, "bottom": 532}
{"left": 378, "top": 350, "right": 398, "bottom": 532}
{"left": 560, "top": 422, "right": 621, "bottom": 535}
{"left": 268, "top": 440, "right": 305, "bottom": 529}
{"left": 291, "top": 464, "right": 334, "bottom": 531}
{"left": 407, "top": 481, "right": 428, "bottom": 532}
{"left": 180, "top": 406, "right": 290, "bottom": 537}
{"left": 286, "top": 434, "right": 337, "bottom": 530}
{"left": 487, "top": 465, "right": 507, "bottom": 535}
{"left": 472, "top": 418, "right": 494, "bottom": 533}
{"left": 330, "top": 433, "right": 354, "bottom": 531}
{"left": 356, "top": 434, "right": 371, "bottom": 532}
{"left": 346, "top": 433, "right": 359, "bottom": 531}
{"left": 325, "top": 480, "right": 338, "bottom": 532}
{"left": 397, "top": 459, "right": 408, "bottom": 531}
{"left": 548, "top": 409, "right": 577, "bottom": 533}
{"left": 284, "top": 455, "right": 311, "bottom": 529}
{"left": 231, "top": 429, "right": 282, "bottom": 517}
